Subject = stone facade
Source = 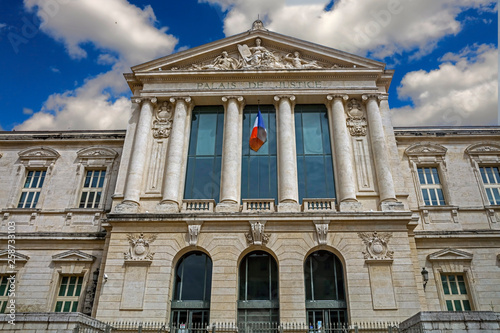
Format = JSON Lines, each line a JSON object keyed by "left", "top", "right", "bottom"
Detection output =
{"left": 0, "top": 21, "right": 499, "bottom": 328}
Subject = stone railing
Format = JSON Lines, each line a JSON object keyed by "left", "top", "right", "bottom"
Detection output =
{"left": 302, "top": 198, "right": 336, "bottom": 212}
{"left": 242, "top": 199, "right": 276, "bottom": 212}
{"left": 181, "top": 199, "right": 216, "bottom": 213}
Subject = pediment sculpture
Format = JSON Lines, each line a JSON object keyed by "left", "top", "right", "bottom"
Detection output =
{"left": 175, "top": 38, "right": 344, "bottom": 71}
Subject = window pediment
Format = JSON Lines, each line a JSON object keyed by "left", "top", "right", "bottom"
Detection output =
{"left": 52, "top": 250, "right": 95, "bottom": 263}
{"left": 428, "top": 248, "right": 473, "bottom": 262}
{"left": 405, "top": 142, "right": 447, "bottom": 159}
{"left": 18, "top": 147, "right": 60, "bottom": 167}
{"left": 465, "top": 142, "right": 500, "bottom": 163}
{"left": 0, "top": 250, "right": 29, "bottom": 262}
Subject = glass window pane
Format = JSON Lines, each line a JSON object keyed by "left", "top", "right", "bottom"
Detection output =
{"left": 432, "top": 168, "right": 441, "bottom": 184}
{"left": 17, "top": 193, "right": 27, "bottom": 208}
{"left": 457, "top": 275, "right": 467, "bottom": 294}
{"left": 63, "top": 301, "right": 71, "bottom": 312}
{"left": 71, "top": 301, "right": 79, "bottom": 312}
{"left": 94, "top": 192, "right": 102, "bottom": 208}
{"left": 55, "top": 301, "right": 63, "bottom": 312}
{"left": 79, "top": 192, "right": 87, "bottom": 208}
{"left": 185, "top": 107, "right": 223, "bottom": 201}
{"left": 24, "top": 171, "right": 33, "bottom": 188}
{"left": 480, "top": 168, "right": 488, "bottom": 183}
{"left": 463, "top": 300, "right": 471, "bottom": 311}
{"left": 441, "top": 275, "right": 450, "bottom": 295}
{"left": 196, "top": 113, "right": 217, "bottom": 155}
{"left": 173, "top": 252, "right": 212, "bottom": 303}
{"left": 302, "top": 113, "right": 323, "bottom": 154}
{"left": 241, "top": 105, "right": 277, "bottom": 200}
{"left": 422, "top": 189, "right": 430, "bottom": 206}
{"left": 449, "top": 275, "right": 458, "bottom": 295}
{"left": 98, "top": 171, "right": 106, "bottom": 187}
{"left": 454, "top": 300, "right": 462, "bottom": 311}
{"left": 418, "top": 168, "right": 425, "bottom": 184}
{"left": 446, "top": 300, "right": 454, "bottom": 311}
{"left": 38, "top": 171, "right": 46, "bottom": 187}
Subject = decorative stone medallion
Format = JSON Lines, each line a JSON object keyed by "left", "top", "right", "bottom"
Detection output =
{"left": 358, "top": 231, "right": 394, "bottom": 260}
{"left": 124, "top": 233, "right": 157, "bottom": 261}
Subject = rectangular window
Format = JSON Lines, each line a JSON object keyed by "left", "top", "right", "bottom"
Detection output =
{"left": 480, "top": 166, "right": 500, "bottom": 205}
{"left": 17, "top": 170, "right": 46, "bottom": 208}
{"left": 441, "top": 274, "right": 472, "bottom": 311}
{"left": 54, "top": 275, "right": 83, "bottom": 312}
{"left": 241, "top": 105, "right": 277, "bottom": 200}
{"left": 184, "top": 106, "right": 224, "bottom": 202}
{"left": 0, "top": 275, "right": 11, "bottom": 313}
{"left": 295, "top": 105, "right": 335, "bottom": 202}
{"left": 418, "top": 167, "right": 445, "bottom": 205}
{"left": 79, "top": 169, "right": 106, "bottom": 208}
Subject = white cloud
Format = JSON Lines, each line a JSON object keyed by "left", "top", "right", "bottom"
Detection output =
{"left": 16, "top": 65, "right": 132, "bottom": 130}
{"left": 22, "top": 108, "right": 34, "bottom": 115}
{"left": 0, "top": 23, "right": 7, "bottom": 29}
{"left": 203, "top": 0, "right": 496, "bottom": 59}
{"left": 16, "top": 0, "right": 179, "bottom": 131}
{"left": 391, "top": 44, "right": 498, "bottom": 126}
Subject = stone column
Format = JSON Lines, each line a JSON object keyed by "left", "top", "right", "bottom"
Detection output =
{"left": 274, "top": 95, "right": 300, "bottom": 212}
{"left": 115, "top": 97, "right": 156, "bottom": 213}
{"left": 363, "top": 94, "right": 400, "bottom": 209}
{"left": 216, "top": 96, "right": 245, "bottom": 212}
{"left": 157, "top": 97, "right": 192, "bottom": 212}
{"left": 327, "top": 95, "right": 361, "bottom": 212}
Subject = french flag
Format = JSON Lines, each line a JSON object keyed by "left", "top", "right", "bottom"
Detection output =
{"left": 249, "top": 109, "right": 267, "bottom": 152}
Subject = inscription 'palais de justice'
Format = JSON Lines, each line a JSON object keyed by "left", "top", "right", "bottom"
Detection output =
{"left": 196, "top": 81, "right": 322, "bottom": 90}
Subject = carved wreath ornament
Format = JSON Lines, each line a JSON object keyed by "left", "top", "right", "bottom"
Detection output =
{"left": 124, "top": 233, "right": 157, "bottom": 261}
{"left": 358, "top": 231, "right": 394, "bottom": 260}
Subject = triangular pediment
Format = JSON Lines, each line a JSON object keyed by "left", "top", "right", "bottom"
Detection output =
{"left": 0, "top": 250, "right": 30, "bottom": 262}
{"left": 428, "top": 248, "right": 473, "bottom": 262}
{"left": 52, "top": 250, "right": 95, "bottom": 262}
{"left": 131, "top": 22, "right": 386, "bottom": 74}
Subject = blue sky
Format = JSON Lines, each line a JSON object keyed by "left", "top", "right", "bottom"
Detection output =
{"left": 0, "top": 0, "right": 497, "bottom": 131}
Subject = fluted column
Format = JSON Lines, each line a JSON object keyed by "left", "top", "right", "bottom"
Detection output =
{"left": 274, "top": 95, "right": 300, "bottom": 212}
{"left": 158, "top": 97, "right": 192, "bottom": 212}
{"left": 327, "top": 94, "right": 361, "bottom": 211}
{"left": 363, "top": 94, "right": 397, "bottom": 206}
{"left": 115, "top": 97, "right": 156, "bottom": 212}
{"left": 216, "top": 96, "right": 245, "bottom": 212}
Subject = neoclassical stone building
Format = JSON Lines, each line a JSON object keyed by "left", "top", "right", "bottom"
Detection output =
{"left": 0, "top": 21, "right": 499, "bottom": 329}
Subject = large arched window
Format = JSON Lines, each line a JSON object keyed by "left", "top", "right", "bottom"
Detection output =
{"left": 238, "top": 251, "right": 279, "bottom": 326}
{"left": 304, "top": 250, "right": 347, "bottom": 326}
{"left": 171, "top": 251, "right": 212, "bottom": 326}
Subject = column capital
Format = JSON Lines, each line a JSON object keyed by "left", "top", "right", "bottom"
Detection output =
{"left": 132, "top": 97, "right": 158, "bottom": 105}
{"left": 169, "top": 96, "right": 192, "bottom": 104}
{"left": 221, "top": 95, "right": 244, "bottom": 103}
{"left": 361, "top": 94, "right": 382, "bottom": 103}
{"left": 273, "top": 95, "right": 296, "bottom": 102}
{"left": 326, "top": 94, "right": 349, "bottom": 102}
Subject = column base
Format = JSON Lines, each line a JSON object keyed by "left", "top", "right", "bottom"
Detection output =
{"left": 114, "top": 201, "right": 140, "bottom": 213}
{"left": 156, "top": 201, "right": 180, "bottom": 213}
{"left": 277, "top": 201, "right": 301, "bottom": 212}
{"left": 339, "top": 201, "right": 363, "bottom": 212}
{"left": 215, "top": 201, "right": 240, "bottom": 212}
{"left": 380, "top": 201, "right": 405, "bottom": 211}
